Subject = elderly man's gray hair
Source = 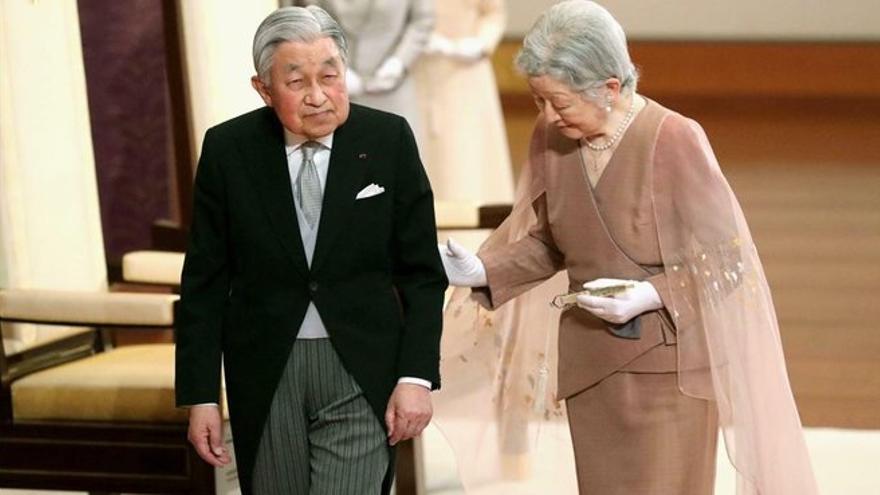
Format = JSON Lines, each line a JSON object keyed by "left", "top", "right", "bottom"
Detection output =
{"left": 252, "top": 6, "right": 349, "bottom": 83}
{"left": 516, "top": 0, "right": 638, "bottom": 96}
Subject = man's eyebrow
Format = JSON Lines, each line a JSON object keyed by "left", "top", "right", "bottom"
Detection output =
{"left": 283, "top": 63, "right": 300, "bottom": 73}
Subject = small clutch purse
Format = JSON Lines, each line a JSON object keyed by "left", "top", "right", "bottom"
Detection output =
{"left": 550, "top": 283, "right": 635, "bottom": 310}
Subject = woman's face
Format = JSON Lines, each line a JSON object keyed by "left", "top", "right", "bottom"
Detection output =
{"left": 528, "top": 75, "right": 606, "bottom": 140}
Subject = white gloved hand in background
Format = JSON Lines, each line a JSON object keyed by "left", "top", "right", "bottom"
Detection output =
{"left": 365, "top": 57, "right": 404, "bottom": 93}
{"left": 575, "top": 278, "right": 663, "bottom": 324}
{"left": 451, "top": 37, "right": 486, "bottom": 62}
{"left": 345, "top": 68, "right": 364, "bottom": 96}
{"left": 438, "top": 239, "right": 487, "bottom": 287}
{"left": 425, "top": 33, "right": 455, "bottom": 56}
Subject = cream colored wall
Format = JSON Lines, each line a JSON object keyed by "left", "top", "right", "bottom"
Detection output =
{"left": 506, "top": 0, "right": 880, "bottom": 39}
{"left": 0, "top": 0, "right": 108, "bottom": 351}
{"left": 178, "top": 0, "right": 278, "bottom": 163}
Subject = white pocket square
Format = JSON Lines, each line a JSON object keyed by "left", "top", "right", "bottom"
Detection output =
{"left": 356, "top": 183, "right": 385, "bottom": 200}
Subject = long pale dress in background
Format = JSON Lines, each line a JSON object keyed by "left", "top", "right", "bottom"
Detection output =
{"left": 292, "top": 0, "right": 434, "bottom": 140}
{"left": 413, "top": 0, "right": 514, "bottom": 204}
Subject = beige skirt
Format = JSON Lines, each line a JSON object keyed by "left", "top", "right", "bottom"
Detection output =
{"left": 566, "top": 369, "right": 719, "bottom": 494}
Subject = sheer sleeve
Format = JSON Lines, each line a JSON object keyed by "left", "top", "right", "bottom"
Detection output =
{"left": 478, "top": 191, "right": 564, "bottom": 308}
{"left": 652, "top": 114, "right": 818, "bottom": 495}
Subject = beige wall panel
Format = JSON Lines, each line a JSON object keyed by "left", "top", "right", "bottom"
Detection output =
{"left": 178, "top": 0, "right": 279, "bottom": 160}
{"left": 506, "top": 0, "right": 880, "bottom": 40}
{"left": 0, "top": 0, "right": 108, "bottom": 350}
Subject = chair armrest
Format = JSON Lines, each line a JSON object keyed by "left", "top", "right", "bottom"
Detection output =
{"left": 478, "top": 204, "right": 512, "bottom": 229}
{"left": 434, "top": 201, "right": 513, "bottom": 230}
{"left": 122, "top": 250, "right": 185, "bottom": 286}
{"left": 0, "top": 289, "right": 178, "bottom": 328}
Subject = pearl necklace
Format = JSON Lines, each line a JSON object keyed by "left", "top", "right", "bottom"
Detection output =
{"left": 583, "top": 99, "right": 636, "bottom": 152}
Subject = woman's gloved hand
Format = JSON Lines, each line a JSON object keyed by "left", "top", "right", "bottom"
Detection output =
{"left": 345, "top": 68, "right": 364, "bottom": 96}
{"left": 425, "top": 33, "right": 455, "bottom": 56}
{"left": 437, "top": 239, "right": 487, "bottom": 287}
{"left": 365, "top": 57, "right": 404, "bottom": 93}
{"left": 576, "top": 278, "right": 663, "bottom": 324}
{"left": 450, "top": 37, "right": 486, "bottom": 62}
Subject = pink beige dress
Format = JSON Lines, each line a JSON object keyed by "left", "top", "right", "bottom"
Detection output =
{"left": 434, "top": 99, "right": 818, "bottom": 495}
{"left": 412, "top": 0, "right": 513, "bottom": 203}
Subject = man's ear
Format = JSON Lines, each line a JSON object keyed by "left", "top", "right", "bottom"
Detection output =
{"left": 251, "top": 76, "right": 273, "bottom": 107}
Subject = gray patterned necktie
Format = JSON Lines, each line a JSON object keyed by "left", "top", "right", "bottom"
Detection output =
{"left": 296, "top": 141, "right": 322, "bottom": 228}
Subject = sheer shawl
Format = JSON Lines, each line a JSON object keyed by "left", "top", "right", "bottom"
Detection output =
{"left": 432, "top": 106, "right": 818, "bottom": 494}
{"left": 432, "top": 119, "right": 577, "bottom": 493}
{"left": 654, "top": 115, "right": 818, "bottom": 494}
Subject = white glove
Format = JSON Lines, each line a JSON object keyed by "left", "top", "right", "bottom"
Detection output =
{"left": 365, "top": 57, "right": 404, "bottom": 93}
{"left": 438, "top": 239, "right": 487, "bottom": 287}
{"left": 451, "top": 37, "right": 486, "bottom": 62}
{"left": 575, "top": 278, "right": 663, "bottom": 324}
{"left": 425, "top": 33, "right": 455, "bottom": 56}
{"left": 345, "top": 68, "right": 364, "bottom": 96}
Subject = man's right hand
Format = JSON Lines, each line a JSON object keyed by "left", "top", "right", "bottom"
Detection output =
{"left": 438, "top": 239, "right": 488, "bottom": 287}
{"left": 187, "top": 405, "right": 231, "bottom": 467}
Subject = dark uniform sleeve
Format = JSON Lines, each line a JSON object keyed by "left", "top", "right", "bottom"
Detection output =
{"left": 390, "top": 119, "right": 448, "bottom": 388}
{"left": 175, "top": 129, "right": 229, "bottom": 406}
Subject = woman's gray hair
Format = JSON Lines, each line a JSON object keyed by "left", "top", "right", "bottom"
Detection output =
{"left": 252, "top": 6, "right": 349, "bottom": 83}
{"left": 516, "top": 0, "right": 638, "bottom": 96}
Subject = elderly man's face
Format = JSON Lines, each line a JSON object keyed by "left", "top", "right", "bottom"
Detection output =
{"left": 252, "top": 38, "right": 350, "bottom": 139}
{"left": 529, "top": 75, "right": 609, "bottom": 141}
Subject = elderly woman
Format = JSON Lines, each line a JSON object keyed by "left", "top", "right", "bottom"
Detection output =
{"left": 437, "top": 1, "right": 818, "bottom": 494}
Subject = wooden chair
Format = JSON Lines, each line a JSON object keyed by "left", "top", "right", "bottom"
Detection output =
{"left": 0, "top": 289, "right": 216, "bottom": 494}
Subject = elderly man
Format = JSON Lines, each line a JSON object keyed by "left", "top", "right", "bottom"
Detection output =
{"left": 174, "top": 6, "right": 446, "bottom": 494}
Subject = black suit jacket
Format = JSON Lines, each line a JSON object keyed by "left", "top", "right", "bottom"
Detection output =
{"left": 175, "top": 104, "right": 447, "bottom": 492}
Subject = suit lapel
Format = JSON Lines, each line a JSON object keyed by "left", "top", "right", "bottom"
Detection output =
{"left": 245, "top": 109, "right": 310, "bottom": 278}
{"left": 311, "top": 107, "right": 369, "bottom": 274}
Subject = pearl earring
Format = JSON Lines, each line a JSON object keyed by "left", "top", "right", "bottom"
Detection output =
{"left": 605, "top": 97, "right": 613, "bottom": 112}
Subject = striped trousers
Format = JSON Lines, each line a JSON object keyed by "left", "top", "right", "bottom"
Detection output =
{"left": 252, "top": 339, "right": 389, "bottom": 494}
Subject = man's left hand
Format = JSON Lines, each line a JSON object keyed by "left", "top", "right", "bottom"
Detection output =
{"left": 384, "top": 382, "right": 432, "bottom": 446}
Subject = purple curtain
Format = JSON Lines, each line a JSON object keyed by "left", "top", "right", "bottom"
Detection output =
{"left": 78, "top": 0, "right": 172, "bottom": 269}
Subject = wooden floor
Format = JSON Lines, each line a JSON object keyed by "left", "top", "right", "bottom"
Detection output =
{"left": 498, "top": 95, "right": 880, "bottom": 429}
